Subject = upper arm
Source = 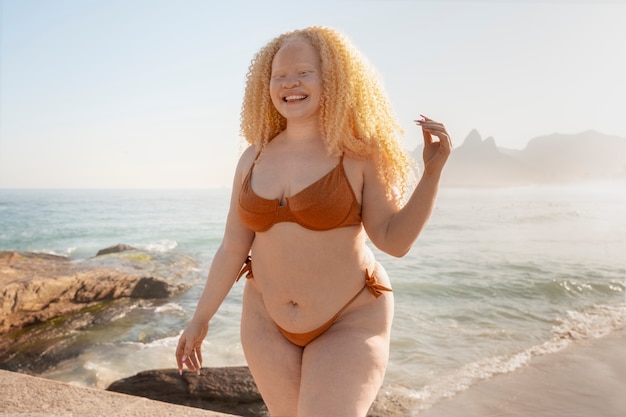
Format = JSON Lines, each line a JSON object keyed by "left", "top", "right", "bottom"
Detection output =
{"left": 360, "top": 159, "right": 400, "bottom": 253}
{"left": 220, "top": 146, "right": 257, "bottom": 254}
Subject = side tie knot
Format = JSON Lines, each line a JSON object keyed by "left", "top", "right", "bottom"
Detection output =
{"left": 236, "top": 256, "right": 253, "bottom": 282}
{"left": 364, "top": 269, "right": 392, "bottom": 298}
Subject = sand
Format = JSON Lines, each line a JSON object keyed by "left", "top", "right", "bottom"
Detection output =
{"left": 1, "top": 330, "right": 624, "bottom": 416}
{"left": 416, "top": 329, "right": 626, "bottom": 417}
{"left": 0, "top": 370, "right": 235, "bottom": 417}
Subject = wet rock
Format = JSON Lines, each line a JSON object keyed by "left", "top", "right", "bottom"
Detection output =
{"left": 96, "top": 243, "right": 136, "bottom": 256}
{"left": 0, "top": 248, "right": 200, "bottom": 375}
{"left": 130, "top": 276, "right": 172, "bottom": 298}
{"left": 108, "top": 367, "right": 268, "bottom": 417}
{"left": 0, "top": 251, "right": 185, "bottom": 335}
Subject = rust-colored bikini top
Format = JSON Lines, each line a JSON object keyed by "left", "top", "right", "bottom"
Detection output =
{"left": 238, "top": 154, "right": 362, "bottom": 232}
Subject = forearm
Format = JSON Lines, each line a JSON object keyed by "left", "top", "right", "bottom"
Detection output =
{"left": 189, "top": 244, "right": 249, "bottom": 324}
{"left": 379, "top": 116, "right": 452, "bottom": 256}
{"left": 383, "top": 170, "right": 442, "bottom": 256}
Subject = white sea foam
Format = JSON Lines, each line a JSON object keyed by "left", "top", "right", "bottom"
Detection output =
{"left": 38, "top": 249, "right": 68, "bottom": 257}
{"left": 42, "top": 332, "right": 246, "bottom": 390}
{"left": 553, "top": 304, "right": 626, "bottom": 340}
{"left": 110, "top": 311, "right": 128, "bottom": 322}
{"left": 154, "top": 302, "right": 184, "bottom": 314}
{"left": 407, "top": 303, "right": 626, "bottom": 414}
{"left": 139, "top": 240, "right": 178, "bottom": 253}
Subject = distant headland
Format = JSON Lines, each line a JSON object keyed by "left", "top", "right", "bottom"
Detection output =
{"left": 413, "top": 130, "right": 626, "bottom": 187}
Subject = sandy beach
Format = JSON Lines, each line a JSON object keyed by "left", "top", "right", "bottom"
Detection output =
{"left": 1, "top": 329, "right": 623, "bottom": 416}
{"left": 417, "top": 329, "right": 626, "bottom": 417}
{"left": 0, "top": 369, "right": 235, "bottom": 417}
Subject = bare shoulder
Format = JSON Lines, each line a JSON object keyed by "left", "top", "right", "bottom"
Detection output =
{"left": 237, "top": 145, "right": 259, "bottom": 174}
{"left": 342, "top": 154, "right": 368, "bottom": 172}
{"left": 342, "top": 155, "right": 369, "bottom": 201}
{"left": 344, "top": 156, "right": 384, "bottom": 188}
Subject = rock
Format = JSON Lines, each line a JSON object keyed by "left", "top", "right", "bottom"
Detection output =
{"left": 107, "top": 367, "right": 414, "bottom": 417}
{"left": 0, "top": 248, "right": 200, "bottom": 375}
{"left": 0, "top": 251, "right": 184, "bottom": 335}
{"left": 107, "top": 367, "right": 268, "bottom": 417}
{"left": 96, "top": 244, "right": 136, "bottom": 256}
{"left": 130, "top": 276, "right": 172, "bottom": 298}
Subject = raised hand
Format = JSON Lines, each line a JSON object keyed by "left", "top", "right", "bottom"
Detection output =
{"left": 414, "top": 115, "right": 453, "bottom": 176}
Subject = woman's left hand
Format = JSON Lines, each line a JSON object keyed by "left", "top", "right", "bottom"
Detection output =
{"left": 415, "top": 115, "right": 453, "bottom": 176}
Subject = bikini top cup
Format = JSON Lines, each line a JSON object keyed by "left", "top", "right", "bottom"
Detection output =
{"left": 238, "top": 154, "right": 362, "bottom": 232}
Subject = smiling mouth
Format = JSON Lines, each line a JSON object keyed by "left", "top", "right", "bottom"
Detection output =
{"left": 283, "top": 95, "right": 308, "bottom": 102}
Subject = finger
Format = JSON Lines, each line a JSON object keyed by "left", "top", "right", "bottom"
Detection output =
{"left": 415, "top": 116, "right": 452, "bottom": 152}
{"left": 422, "top": 124, "right": 449, "bottom": 142}
{"left": 196, "top": 347, "right": 204, "bottom": 369}
{"left": 176, "top": 337, "right": 186, "bottom": 374}
{"left": 181, "top": 340, "right": 199, "bottom": 373}
{"left": 419, "top": 121, "right": 445, "bottom": 131}
{"left": 422, "top": 126, "right": 433, "bottom": 144}
{"left": 186, "top": 350, "right": 199, "bottom": 372}
{"left": 442, "top": 130, "right": 453, "bottom": 150}
{"left": 414, "top": 114, "right": 436, "bottom": 123}
{"left": 430, "top": 130, "right": 453, "bottom": 155}
{"left": 415, "top": 117, "right": 443, "bottom": 139}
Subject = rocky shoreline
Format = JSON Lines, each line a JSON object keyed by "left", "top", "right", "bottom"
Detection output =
{"left": 0, "top": 246, "right": 186, "bottom": 334}
{"left": 0, "top": 246, "right": 412, "bottom": 416}
{"left": 0, "top": 245, "right": 193, "bottom": 374}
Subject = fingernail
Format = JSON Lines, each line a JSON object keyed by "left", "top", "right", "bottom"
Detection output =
{"left": 179, "top": 369, "right": 183, "bottom": 376}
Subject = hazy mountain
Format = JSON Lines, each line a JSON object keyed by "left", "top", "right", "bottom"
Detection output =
{"left": 412, "top": 130, "right": 626, "bottom": 187}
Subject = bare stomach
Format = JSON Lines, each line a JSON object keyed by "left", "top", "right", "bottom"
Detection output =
{"left": 247, "top": 224, "right": 391, "bottom": 334}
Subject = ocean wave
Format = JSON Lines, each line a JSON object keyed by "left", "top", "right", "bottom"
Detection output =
{"left": 154, "top": 302, "right": 185, "bottom": 314}
{"left": 407, "top": 303, "right": 626, "bottom": 414}
{"left": 553, "top": 304, "right": 626, "bottom": 340}
{"left": 26, "top": 246, "right": 80, "bottom": 258}
{"left": 39, "top": 331, "right": 247, "bottom": 390}
{"left": 136, "top": 240, "right": 178, "bottom": 253}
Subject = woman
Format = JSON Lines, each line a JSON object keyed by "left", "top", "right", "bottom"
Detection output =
{"left": 176, "top": 26, "right": 452, "bottom": 417}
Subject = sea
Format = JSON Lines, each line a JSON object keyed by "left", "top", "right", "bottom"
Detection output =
{"left": 1, "top": 183, "right": 625, "bottom": 413}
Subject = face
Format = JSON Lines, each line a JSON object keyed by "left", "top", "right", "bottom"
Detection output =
{"left": 269, "top": 39, "right": 322, "bottom": 124}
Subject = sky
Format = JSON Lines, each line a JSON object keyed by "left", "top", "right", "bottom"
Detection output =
{"left": 1, "top": 0, "right": 625, "bottom": 189}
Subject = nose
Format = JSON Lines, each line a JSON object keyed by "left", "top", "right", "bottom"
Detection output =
{"left": 282, "top": 75, "right": 301, "bottom": 88}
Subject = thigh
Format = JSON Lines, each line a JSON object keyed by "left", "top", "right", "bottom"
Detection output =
{"left": 298, "top": 290, "right": 394, "bottom": 417}
{"left": 240, "top": 279, "right": 303, "bottom": 416}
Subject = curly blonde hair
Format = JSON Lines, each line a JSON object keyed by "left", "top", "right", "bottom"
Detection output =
{"left": 240, "top": 26, "right": 414, "bottom": 202}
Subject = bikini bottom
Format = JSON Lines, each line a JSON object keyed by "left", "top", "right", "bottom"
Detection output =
{"left": 237, "top": 256, "right": 392, "bottom": 347}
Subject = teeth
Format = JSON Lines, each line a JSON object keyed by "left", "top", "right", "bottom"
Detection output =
{"left": 284, "top": 95, "right": 307, "bottom": 102}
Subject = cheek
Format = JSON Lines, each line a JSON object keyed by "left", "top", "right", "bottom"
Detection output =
{"left": 269, "top": 83, "right": 281, "bottom": 107}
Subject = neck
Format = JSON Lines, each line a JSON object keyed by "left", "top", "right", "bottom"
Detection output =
{"left": 282, "top": 120, "right": 322, "bottom": 144}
